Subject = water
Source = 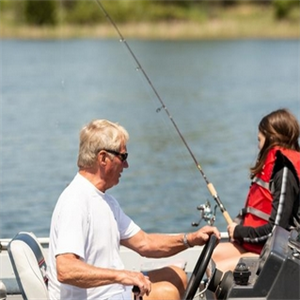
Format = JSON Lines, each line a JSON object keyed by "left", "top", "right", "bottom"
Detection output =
{"left": 0, "top": 38, "right": 299, "bottom": 238}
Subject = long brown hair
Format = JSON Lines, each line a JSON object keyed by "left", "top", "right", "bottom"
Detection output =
{"left": 250, "top": 108, "right": 300, "bottom": 177}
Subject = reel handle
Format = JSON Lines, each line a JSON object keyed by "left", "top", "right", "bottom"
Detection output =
{"left": 132, "top": 286, "right": 143, "bottom": 300}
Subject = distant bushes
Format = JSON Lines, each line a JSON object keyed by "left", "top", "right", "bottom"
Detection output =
{"left": 63, "top": 1, "right": 103, "bottom": 24}
{"left": 62, "top": 1, "right": 198, "bottom": 24}
{"left": 273, "top": 0, "right": 299, "bottom": 19}
{"left": 24, "top": 1, "right": 58, "bottom": 25}
{"left": 0, "top": 0, "right": 299, "bottom": 27}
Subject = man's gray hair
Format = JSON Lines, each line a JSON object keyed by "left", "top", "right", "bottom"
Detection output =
{"left": 77, "top": 119, "right": 129, "bottom": 168}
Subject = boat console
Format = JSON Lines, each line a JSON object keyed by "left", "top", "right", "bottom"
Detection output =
{"left": 208, "top": 226, "right": 300, "bottom": 300}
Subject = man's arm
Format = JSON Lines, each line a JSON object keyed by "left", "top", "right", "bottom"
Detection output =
{"left": 56, "top": 253, "right": 151, "bottom": 294}
{"left": 121, "top": 225, "right": 220, "bottom": 258}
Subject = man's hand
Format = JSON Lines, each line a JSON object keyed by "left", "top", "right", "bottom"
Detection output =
{"left": 187, "top": 225, "right": 221, "bottom": 247}
{"left": 119, "top": 270, "right": 151, "bottom": 297}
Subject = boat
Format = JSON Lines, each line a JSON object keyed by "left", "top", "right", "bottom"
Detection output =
{"left": 0, "top": 229, "right": 217, "bottom": 300}
{"left": 1, "top": 224, "right": 299, "bottom": 300}
{"left": 1, "top": 2, "right": 299, "bottom": 299}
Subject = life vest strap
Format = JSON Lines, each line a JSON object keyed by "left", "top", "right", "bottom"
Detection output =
{"left": 241, "top": 207, "right": 270, "bottom": 222}
{"left": 252, "top": 176, "right": 270, "bottom": 190}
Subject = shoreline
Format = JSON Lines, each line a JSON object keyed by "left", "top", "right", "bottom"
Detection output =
{"left": 1, "top": 20, "right": 299, "bottom": 40}
{"left": 1, "top": 2, "right": 299, "bottom": 40}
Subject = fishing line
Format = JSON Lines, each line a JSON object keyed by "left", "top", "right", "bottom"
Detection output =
{"left": 95, "top": 0, "right": 232, "bottom": 225}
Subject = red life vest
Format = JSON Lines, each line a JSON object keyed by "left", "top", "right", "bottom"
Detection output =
{"left": 242, "top": 147, "right": 300, "bottom": 254}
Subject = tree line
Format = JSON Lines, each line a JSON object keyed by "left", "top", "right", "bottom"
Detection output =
{"left": 0, "top": 0, "right": 298, "bottom": 26}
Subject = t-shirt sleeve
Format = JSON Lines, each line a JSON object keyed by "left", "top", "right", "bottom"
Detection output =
{"left": 54, "top": 199, "right": 88, "bottom": 260}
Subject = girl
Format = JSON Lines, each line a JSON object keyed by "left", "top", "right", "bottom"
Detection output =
{"left": 212, "top": 108, "right": 300, "bottom": 272}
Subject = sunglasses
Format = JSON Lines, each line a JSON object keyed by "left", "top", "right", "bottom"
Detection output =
{"left": 103, "top": 149, "right": 128, "bottom": 162}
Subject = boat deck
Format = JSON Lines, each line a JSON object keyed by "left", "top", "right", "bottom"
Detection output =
{"left": 0, "top": 238, "right": 212, "bottom": 299}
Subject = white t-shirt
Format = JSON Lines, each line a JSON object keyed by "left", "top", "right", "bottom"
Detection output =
{"left": 47, "top": 173, "right": 141, "bottom": 300}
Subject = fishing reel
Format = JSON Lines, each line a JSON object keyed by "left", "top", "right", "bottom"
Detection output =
{"left": 192, "top": 200, "right": 217, "bottom": 227}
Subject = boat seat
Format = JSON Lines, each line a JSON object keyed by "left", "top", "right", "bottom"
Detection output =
{"left": 0, "top": 280, "right": 7, "bottom": 300}
{"left": 7, "top": 232, "right": 49, "bottom": 300}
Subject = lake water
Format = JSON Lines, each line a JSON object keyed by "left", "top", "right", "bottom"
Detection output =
{"left": 0, "top": 38, "right": 299, "bottom": 238}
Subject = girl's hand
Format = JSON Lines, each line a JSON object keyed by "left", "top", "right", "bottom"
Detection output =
{"left": 227, "top": 222, "right": 238, "bottom": 242}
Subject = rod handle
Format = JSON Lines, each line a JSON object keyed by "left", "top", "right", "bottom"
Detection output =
{"left": 207, "top": 183, "right": 233, "bottom": 224}
{"left": 223, "top": 210, "right": 233, "bottom": 225}
{"left": 207, "top": 182, "right": 217, "bottom": 196}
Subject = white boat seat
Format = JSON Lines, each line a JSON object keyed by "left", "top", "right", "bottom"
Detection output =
{"left": 7, "top": 232, "right": 49, "bottom": 300}
{"left": 0, "top": 280, "right": 7, "bottom": 300}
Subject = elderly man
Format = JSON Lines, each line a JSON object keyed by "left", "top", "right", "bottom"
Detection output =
{"left": 48, "top": 119, "right": 220, "bottom": 300}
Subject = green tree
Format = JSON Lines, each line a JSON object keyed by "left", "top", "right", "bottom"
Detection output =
{"left": 24, "top": 0, "right": 58, "bottom": 25}
{"left": 273, "top": 0, "right": 297, "bottom": 19}
{"left": 60, "top": 0, "right": 76, "bottom": 10}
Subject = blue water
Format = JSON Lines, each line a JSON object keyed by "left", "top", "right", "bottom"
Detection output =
{"left": 0, "top": 38, "right": 299, "bottom": 238}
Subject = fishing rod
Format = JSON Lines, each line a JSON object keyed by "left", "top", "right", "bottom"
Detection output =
{"left": 95, "top": 0, "right": 233, "bottom": 225}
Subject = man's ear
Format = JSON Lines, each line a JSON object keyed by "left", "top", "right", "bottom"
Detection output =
{"left": 97, "top": 151, "right": 107, "bottom": 165}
